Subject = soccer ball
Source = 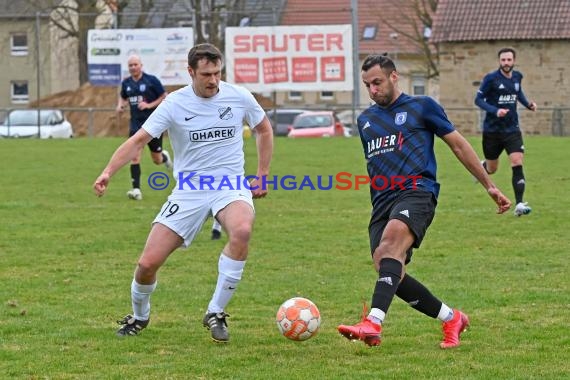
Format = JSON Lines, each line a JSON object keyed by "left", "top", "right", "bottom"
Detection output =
{"left": 276, "top": 297, "right": 321, "bottom": 341}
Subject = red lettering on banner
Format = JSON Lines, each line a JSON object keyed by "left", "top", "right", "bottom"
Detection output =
{"left": 292, "top": 57, "right": 317, "bottom": 82}
{"left": 234, "top": 33, "right": 344, "bottom": 53}
{"left": 234, "top": 58, "right": 259, "bottom": 83}
{"left": 263, "top": 57, "right": 288, "bottom": 83}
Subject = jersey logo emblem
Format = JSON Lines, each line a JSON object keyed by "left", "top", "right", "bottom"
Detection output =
{"left": 399, "top": 209, "right": 409, "bottom": 218}
{"left": 362, "top": 121, "right": 370, "bottom": 130}
{"left": 498, "top": 84, "right": 505, "bottom": 89}
{"left": 219, "top": 107, "right": 232, "bottom": 120}
{"left": 395, "top": 112, "right": 407, "bottom": 126}
{"left": 139, "top": 84, "right": 146, "bottom": 92}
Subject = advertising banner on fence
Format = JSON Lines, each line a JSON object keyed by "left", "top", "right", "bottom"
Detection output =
{"left": 87, "top": 28, "right": 194, "bottom": 86}
{"left": 225, "top": 25, "right": 353, "bottom": 92}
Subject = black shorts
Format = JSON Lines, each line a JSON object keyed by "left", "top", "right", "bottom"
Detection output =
{"left": 129, "top": 121, "right": 164, "bottom": 153}
{"left": 369, "top": 190, "right": 436, "bottom": 264}
{"left": 482, "top": 131, "right": 524, "bottom": 160}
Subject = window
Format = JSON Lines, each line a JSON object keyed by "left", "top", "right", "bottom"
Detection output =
{"left": 362, "top": 25, "right": 377, "bottom": 40}
{"left": 11, "top": 34, "right": 28, "bottom": 56}
{"left": 11, "top": 81, "right": 29, "bottom": 103}
{"left": 411, "top": 75, "right": 426, "bottom": 96}
{"left": 288, "top": 91, "right": 302, "bottom": 100}
{"left": 320, "top": 91, "right": 334, "bottom": 100}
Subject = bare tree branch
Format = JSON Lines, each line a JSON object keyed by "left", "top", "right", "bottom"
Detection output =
{"left": 366, "top": 0, "right": 439, "bottom": 78}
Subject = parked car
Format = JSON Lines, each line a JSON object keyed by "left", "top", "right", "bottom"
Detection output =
{"left": 336, "top": 109, "right": 358, "bottom": 137}
{"left": 0, "top": 109, "right": 73, "bottom": 139}
{"left": 287, "top": 111, "right": 347, "bottom": 138}
{"left": 266, "top": 108, "right": 307, "bottom": 136}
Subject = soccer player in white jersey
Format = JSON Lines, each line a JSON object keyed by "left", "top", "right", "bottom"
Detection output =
{"left": 93, "top": 43, "right": 274, "bottom": 343}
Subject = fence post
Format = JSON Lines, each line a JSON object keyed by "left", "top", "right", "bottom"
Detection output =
{"left": 88, "top": 107, "right": 94, "bottom": 137}
{"left": 551, "top": 108, "right": 563, "bottom": 136}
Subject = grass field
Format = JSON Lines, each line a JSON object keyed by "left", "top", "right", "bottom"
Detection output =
{"left": 0, "top": 136, "right": 568, "bottom": 379}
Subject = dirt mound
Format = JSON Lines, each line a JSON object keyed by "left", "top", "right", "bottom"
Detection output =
{"left": 31, "top": 83, "right": 274, "bottom": 137}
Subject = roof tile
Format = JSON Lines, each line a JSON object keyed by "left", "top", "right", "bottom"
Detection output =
{"left": 432, "top": 0, "right": 570, "bottom": 42}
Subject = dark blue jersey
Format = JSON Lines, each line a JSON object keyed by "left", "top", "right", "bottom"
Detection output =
{"left": 357, "top": 94, "right": 455, "bottom": 206}
{"left": 120, "top": 72, "right": 166, "bottom": 122}
{"left": 475, "top": 69, "right": 531, "bottom": 133}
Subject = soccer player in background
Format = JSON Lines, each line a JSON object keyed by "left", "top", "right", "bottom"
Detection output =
{"left": 116, "top": 54, "right": 171, "bottom": 201}
{"left": 337, "top": 54, "right": 511, "bottom": 348}
{"left": 95, "top": 43, "right": 274, "bottom": 343}
{"left": 475, "top": 47, "right": 536, "bottom": 216}
{"left": 211, "top": 218, "right": 223, "bottom": 240}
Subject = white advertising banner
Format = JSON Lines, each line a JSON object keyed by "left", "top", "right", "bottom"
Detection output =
{"left": 225, "top": 25, "right": 353, "bottom": 92}
{"left": 87, "top": 28, "right": 194, "bottom": 86}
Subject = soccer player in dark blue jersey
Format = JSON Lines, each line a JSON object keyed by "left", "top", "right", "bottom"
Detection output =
{"left": 475, "top": 47, "right": 536, "bottom": 216}
{"left": 117, "top": 54, "right": 171, "bottom": 200}
{"left": 338, "top": 54, "right": 511, "bottom": 348}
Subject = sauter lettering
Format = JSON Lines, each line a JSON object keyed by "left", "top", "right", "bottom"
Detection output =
{"left": 234, "top": 33, "right": 343, "bottom": 53}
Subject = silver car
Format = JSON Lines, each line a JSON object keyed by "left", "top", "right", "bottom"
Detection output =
{"left": 266, "top": 108, "right": 308, "bottom": 136}
{"left": 0, "top": 109, "right": 74, "bottom": 139}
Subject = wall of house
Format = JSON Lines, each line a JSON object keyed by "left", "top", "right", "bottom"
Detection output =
{"left": 437, "top": 40, "right": 570, "bottom": 135}
{"left": 0, "top": 19, "right": 54, "bottom": 110}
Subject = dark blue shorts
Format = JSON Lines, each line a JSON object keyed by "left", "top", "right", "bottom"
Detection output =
{"left": 369, "top": 190, "right": 436, "bottom": 263}
{"left": 129, "top": 120, "right": 163, "bottom": 153}
{"left": 482, "top": 131, "right": 524, "bottom": 160}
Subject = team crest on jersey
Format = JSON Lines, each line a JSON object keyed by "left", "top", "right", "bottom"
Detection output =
{"left": 139, "top": 84, "right": 146, "bottom": 92}
{"left": 218, "top": 106, "right": 233, "bottom": 120}
{"left": 395, "top": 112, "right": 407, "bottom": 125}
{"left": 514, "top": 83, "right": 520, "bottom": 91}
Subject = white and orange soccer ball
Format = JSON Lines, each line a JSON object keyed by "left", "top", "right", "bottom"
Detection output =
{"left": 276, "top": 297, "right": 321, "bottom": 341}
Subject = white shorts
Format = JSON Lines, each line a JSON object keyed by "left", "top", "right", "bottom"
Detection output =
{"left": 152, "top": 189, "right": 254, "bottom": 248}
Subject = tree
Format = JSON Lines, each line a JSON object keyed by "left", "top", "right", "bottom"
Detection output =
{"left": 26, "top": 0, "right": 117, "bottom": 85}
{"left": 190, "top": 0, "right": 250, "bottom": 48}
{"left": 25, "top": 0, "right": 266, "bottom": 85}
{"left": 366, "top": 0, "right": 439, "bottom": 78}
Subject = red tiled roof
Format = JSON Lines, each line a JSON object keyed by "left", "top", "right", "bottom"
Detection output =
{"left": 280, "top": 0, "right": 426, "bottom": 55}
{"left": 432, "top": 0, "right": 570, "bottom": 43}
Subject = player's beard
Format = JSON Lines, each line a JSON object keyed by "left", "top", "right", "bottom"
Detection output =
{"left": 373, "top": 85, "right": 395, "bottom": 107}
{"left": 500, "top": 64, "right": 513, "bottom": 74}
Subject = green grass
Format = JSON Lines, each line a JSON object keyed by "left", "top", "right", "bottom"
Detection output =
{"left": 0, "top": 136, "right": 568, "bottom": 379}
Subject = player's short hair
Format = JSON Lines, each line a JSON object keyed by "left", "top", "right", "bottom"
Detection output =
{"left": 361, "top": 53, "right": 396, "bottom": 74}
{"left": 498, "top": 47, "right": 516, "bottom": 59}
{"left": 188, "top": 43, "right": 223, "bottom": 69}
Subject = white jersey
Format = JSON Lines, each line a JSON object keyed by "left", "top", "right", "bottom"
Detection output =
{"left": 143, "top": 81, "right": 265, "bottom": 194}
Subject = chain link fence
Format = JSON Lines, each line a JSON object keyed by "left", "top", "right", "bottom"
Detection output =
{"left": 2, "top": 106, "right": 569, "bottom": 138}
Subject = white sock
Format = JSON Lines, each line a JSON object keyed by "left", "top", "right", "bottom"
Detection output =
{"left": 368, "top": 307, "right": 385, "bottom": 325}
{"left": 437, "top": 303, "right": 454, "bottom": 322}
{"left": 207, "top": 253, "right": 245, "bottom": 313}
{"left": 131, "top": 280, "right": 156, "bottom": 321}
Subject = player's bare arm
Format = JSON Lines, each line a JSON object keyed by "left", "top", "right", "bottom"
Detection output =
{"left": 250, "top": 116, "right": 274, "bottom": 199}
{"left": 442, "top": 131, "right": 511, "bottom": 213}
{"left": 116, "top": 97, "right": 128, "bottom": 113}
{"left": 93, "top": 129, "right": 153, "bottom": 197}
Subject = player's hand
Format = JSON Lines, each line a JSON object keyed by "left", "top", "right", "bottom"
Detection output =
{"left": 487, "top": 187, "right": 511, "bottom": 214}
{"left": 138, "top": 101, "right": 149, "bottom": 110}
{"left": 529, "top": 102, "right": 537, "bottom": 111}
{"left": 249, "top": 175, "right": 268, "bottom": 199}
{"left": 496, "top": 109, "right": 509, "bottom": 117}
{"left": 116, "top": 105, "right": 125, "bottom": 113}
{"left": 93, "top": 173, "right": 111, "bottom": 197}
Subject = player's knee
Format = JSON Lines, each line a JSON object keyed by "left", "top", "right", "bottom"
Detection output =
{"left": 228, "top": 223, "right": 252, "bottom": 245}
{"left": 136, "top": 260, "right": 160, "bottom": 278}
